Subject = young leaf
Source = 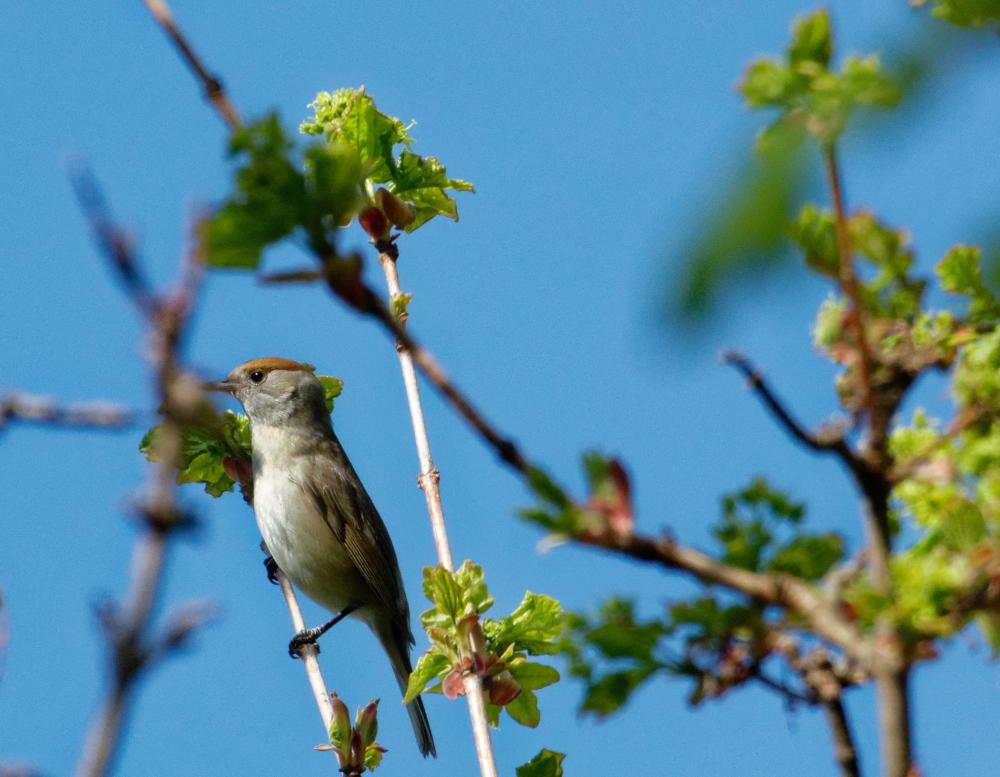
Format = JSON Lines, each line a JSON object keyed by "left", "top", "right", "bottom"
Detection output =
{"left": 516, "top": 749, "right": 566, "bottom": 777}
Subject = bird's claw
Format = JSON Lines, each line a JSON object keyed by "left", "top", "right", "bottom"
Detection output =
{"left": 263, "top": 555, "right": 280, "bottom": 585}
{"left": 288, "top": 628, "right": 322, "bottom": 659}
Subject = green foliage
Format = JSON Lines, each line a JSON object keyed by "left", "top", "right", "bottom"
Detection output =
{"left": 670, "top": 144, "right": 808, "bottom": 317}
{"left": 714, "top": 478, "right": 844, "bottom": 581}
{"left": 406, "top": 562, "right": 563, "bottom": 729}
{"left": 790, "top": 205, "right": 925, "bottom": 319}
{"left": 203, "top": 115, "right": 362, "bottom": 269}
{"left": 302, "top": 88, "right": 474, "bottom": 231}
{"left": 938, "top": 245, "right": 1000, "bottom": 324}
{"left": 739, "top": 9, "right": 900, "bottom": 149}
{"left": 139, "top": 375, "right": 343, "bottom": 496}
{"left": 516, "top": 749, "right": 566, "bottom": 777}
{"left": 914, "top": 0, "right": 1000, "bottom": 31}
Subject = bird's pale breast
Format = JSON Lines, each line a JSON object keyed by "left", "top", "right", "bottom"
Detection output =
{"left": 252, "top": 429, "right": 369, "bottom": 615}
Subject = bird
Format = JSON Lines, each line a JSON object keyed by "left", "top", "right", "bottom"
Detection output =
{"left": 205, "top": 357, "right": 436, "bottom": 757}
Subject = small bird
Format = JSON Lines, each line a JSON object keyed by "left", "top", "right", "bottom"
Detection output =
{"left": 206, "top": 357, "right": 435, "bottom": 757}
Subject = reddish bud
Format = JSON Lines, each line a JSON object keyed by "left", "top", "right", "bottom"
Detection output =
{"left": 375, "top": 187, "right": 417, "bottom": 228}
{"left": 354, "top": 699, "right": 379, "bottom": 746}
{"left": 222, "top": 455, "right": 252, "bottom": 488}
{"left": 485, "top": 669, "right": 521, "bottom": 706}
{"left": 442, "top": 669, "right": 466, "bottom": 700}
{"left": 358, "top": 206, "right": 390, "bottom": 240}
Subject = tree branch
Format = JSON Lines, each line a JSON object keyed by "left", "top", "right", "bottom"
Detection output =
{"left": 376, "top": 245, "right": 497, "bottom": 777}
{"left": 823, "top": 147, "right": 877, "bottom": 432}
{"left": 0, "top": 393, "right": 132, "bottom": 436}
{"left": 71, "top": 171, "right": 210, "bottom": 777}
{"left": 574, "top": 528, "right": 872, "bottom": 667}
{"left": 141, "top": 0, "right": 241, "bottom": 128}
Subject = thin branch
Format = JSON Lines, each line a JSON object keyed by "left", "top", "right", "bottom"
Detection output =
{"left": 824, "top": 147, "right": 876, "bottom": 431}
{"left": 72, "top": 174, "right": 209, "bottom": 777}
{"left": 141, "top": 0, "right": 241, "bottom": 128}
{"left": 770, "top": 633, "right": 863, "bottom": 777}
{"left": 377, "top": 246, "right": 498, "bottom": 777}
{"left": 0, "top": 393, "right": 132, "bottom": 436}
{"left": 276, "top": 570, "right": 337, "bottom": 731}
{"left": 574, "top": 528, "right": 872, "bottom": 667}
{"left": 721, "top": 351, "right": 874, "bottom": 483}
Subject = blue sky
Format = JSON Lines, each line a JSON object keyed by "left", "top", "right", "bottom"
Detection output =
{"left": 2, "top": 2, "right": 999, "bottom": 775}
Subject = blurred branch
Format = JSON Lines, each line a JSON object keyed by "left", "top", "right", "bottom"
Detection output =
{"left": 141, "top": 0, "right": 241, "bottom": 127}
{"left": 771, "top": 633, "right": 863, "bottom": 777}
{"left": 0, "top": 394, "right": 132, "bottom": 437}
{"left": 824, "top": 148, "right": 877, "bottom": 435}
{"left": 71, "top": 169, "right": 211, "bottom": 777}
{"left": 573, "top": 527, "right": 872, "bottom": 668}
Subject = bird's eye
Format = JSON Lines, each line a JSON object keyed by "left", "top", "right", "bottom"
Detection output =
{"left": 249, "top": 370, "right": 265, "bottom": 384}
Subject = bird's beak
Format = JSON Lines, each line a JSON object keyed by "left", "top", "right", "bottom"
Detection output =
{"left": 203, "top": 379, "right": 238, "bottom": 394}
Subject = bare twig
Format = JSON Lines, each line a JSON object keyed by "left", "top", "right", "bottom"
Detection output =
{"left": 0, "top": 394, "right": 132, "bottom": 436}
{"left": 770, "top": 634, "right": 863, "bottom": 777}
{"left": 71, "top": 173, "right": 210, "bottom": 777}
{"left": 141, "top": 0, "right": 241, "bottom": 128}
{"left": 824, "top": 147, "right": 876, "bottom": 431}
{"left": 377, "top": 247, "right": 498, "bottom": 776}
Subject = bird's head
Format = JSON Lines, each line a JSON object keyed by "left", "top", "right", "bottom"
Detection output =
{"left": 205, "top": 357, "right": 329, "bottom": 429}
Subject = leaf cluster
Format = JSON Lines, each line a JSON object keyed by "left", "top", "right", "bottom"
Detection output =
{"left": 302, "top": 88, "right": 473, "bottom": 232}
{"left": 202, "top": 115, "right": 363, "bottom": 269}
{"left": 738, "top": 9, "right": 900, "bottom": 149}
{"left": 405, "top": 561, "right": 563, "bottom": 729}
{"left": 562, "top": 480, "right": 841, "bottom": 715}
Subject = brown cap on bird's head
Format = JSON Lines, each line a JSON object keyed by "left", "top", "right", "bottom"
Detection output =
{"left": 235, "top": 357, "right": 315, "bottom": 375}
{"left": 203, "top": 357, "right": 316, "bottom": 395}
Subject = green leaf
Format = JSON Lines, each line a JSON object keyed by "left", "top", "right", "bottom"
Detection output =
{"left": 301, "top": 88, "right": 473, "bottom": 231}
{"left": 580, "top": 664, "right": 658, "bottom": 717}
{"left": 768, "top": 533, "right": 845, "bottom": 580}
{"left": 919, "top": 0, "right": 1000, "bottom": 31}
{"left": 203, "top": 114, "right": 362, "bottom": 270}
{"left": 670, "top": 143, "right": 808, "bottom": 318}
{"left": 390, "top": 150, "right": 474, "bottom": 230}
{"left": 454, "top": 560, "right": 495, "bottom": 615}
{"left": 788, "top": 9, "right": 831, "bottom": 66}
{"left": 404, "top": 652, "right": 450, "bottom": 704}
{"left": 938, "top": 245, "right": 1000, "bottom": 324}
{"left": 364, "top": 744, "right": 385, "bottom": 771}
{"left": 516, "top": 749, "right": 566, "bottom": 777}
{"left": 505, "top": 687, "right": 540, "bottom": 727}
{"left": 317, "top": 375, "right": 344, "bottom": 413}
{"left": 491, "top": 593, "right": 564, "bottom": 655}
{"left": 508, "top": 660, "right": 560, "bottom": 691}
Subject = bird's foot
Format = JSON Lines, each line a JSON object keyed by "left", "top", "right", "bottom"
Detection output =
{"left": 288, "top": 627, "right": 323, "bottom": 659}
{"left": 263, "top": 555, "right": 280, "bottom": 585}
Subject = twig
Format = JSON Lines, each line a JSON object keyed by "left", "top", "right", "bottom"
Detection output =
{"left": 141, "top": 0, "right": 241, "bottom": 128}
{"left": 71, "top": 172, "right": 209, "bottom": 777}
{"left": 575, "top": 528, "right": 872, "bottom": 667}
{"left": 721, "top": 351, "right": 875, "bottom": 484}
{"left": 770, "top": 634, "right": 863, "bottom": 777}
{"left": 824, "top": 147, "right": 877, "bottom": 432}
{"left": 276, "top": 570, "right": 337, "bottom": 731}
{"left": 377, "top": 247, "right": 498, "bottom": 776}
{"left": 0, "top": 393, "right": 132, "bottom": 436}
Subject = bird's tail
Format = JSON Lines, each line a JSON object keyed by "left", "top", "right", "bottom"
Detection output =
{"left": 376, "top": 619, "right": 437, "bottom": 758}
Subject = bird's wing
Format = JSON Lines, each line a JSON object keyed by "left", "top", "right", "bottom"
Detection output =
{"left": 297, "top": 437, "right": 410, "bottom": 627}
